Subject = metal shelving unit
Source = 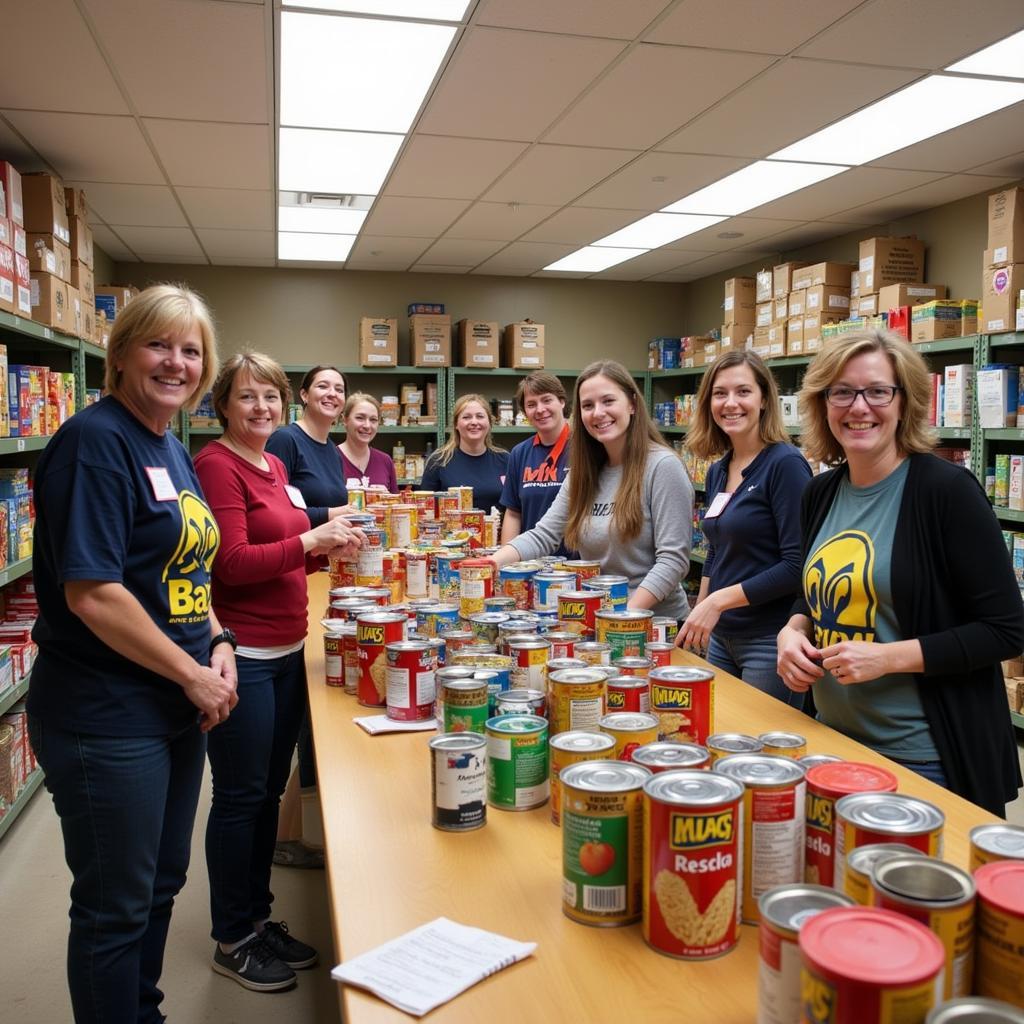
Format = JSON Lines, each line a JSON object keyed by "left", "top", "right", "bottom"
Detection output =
{"left": 0, "top": 768, "right": 44, "bottom": 843}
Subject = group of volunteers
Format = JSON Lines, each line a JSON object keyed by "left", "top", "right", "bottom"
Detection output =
{"left": 22, "top": 282, "right": 1023, "bottom": 1023}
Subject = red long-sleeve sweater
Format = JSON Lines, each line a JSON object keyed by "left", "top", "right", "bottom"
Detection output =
{"left": 194, "top": 441, "right": 318, "bottom": 647}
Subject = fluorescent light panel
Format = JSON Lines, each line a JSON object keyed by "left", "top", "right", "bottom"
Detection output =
{"left": 279, "top": 127, "right": 403, "bottom": 194}
{"left": 771, "top": 75, "right": 1024, "bottom": 165}
{"left": 663, "top": 161, "right": 848, "bottom": 216}
{"left": 281, "top": 0, "right": 470, "bottom": 19}
{"left": 281, "top": 13, "right": 456, "bottom": 132}
{"left": 278, "top": 207, "right": 368, "bottom": 234}
{"left": 544, "top": 247, "right": 648, "bottom": 273}
{"left": 947, "top": 28, "right": 1024, "bottom": 78}
{"left": 279, "top": 232, "right": 356, "bottom": 261}
{"left": 593, "top": 213, "right": 726, "bottom": 249}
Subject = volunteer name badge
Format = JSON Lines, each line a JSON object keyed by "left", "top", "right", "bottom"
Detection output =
{"left": 146, "top": 466, "right": 178, "bottom": 502}
{"left": 285, "top": 484, "right": 308, "bottom": 509}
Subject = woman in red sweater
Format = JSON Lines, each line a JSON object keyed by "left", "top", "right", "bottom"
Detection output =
{"left": 194, "top": 353, "right": 362, "bottom": 993}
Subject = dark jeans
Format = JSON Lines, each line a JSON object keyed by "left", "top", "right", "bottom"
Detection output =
{"left": 296, "top": 702, "right": 317, "bottom": 789}
{"left": 28, "top": 714, "right": 205, "bottom": 1024}
{"left": 708, "top": 633, "right": 807, "bottom": 711}
{"left": 891, "top": 757, "right": 949, "bottom": 789}
{"left": 205, "top": 649, "right": 306, "bottom": 942}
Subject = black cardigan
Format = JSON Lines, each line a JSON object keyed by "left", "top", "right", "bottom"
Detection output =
{"left": 792, "top": 453, "right": 1023, "bottom": 815}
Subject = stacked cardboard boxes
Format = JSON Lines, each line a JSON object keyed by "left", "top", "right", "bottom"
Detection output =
{"left": 0, "top": 161, "right": 29, "bottom": 320}
{"left": 982, "top": 187, "right": 1024, "bottom": 334}
{"left": 398, "top": 381, "right": 437, "bottom": 428}
{"left": 790, "top": 262, "right": 853, "bottom": 355}
{"left": 721, "top": 278, "right": 754, "bottom": 357}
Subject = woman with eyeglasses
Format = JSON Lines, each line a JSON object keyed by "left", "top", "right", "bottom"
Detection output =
{"left": 776, "top": 329, "right": 1023, "bottom": 814}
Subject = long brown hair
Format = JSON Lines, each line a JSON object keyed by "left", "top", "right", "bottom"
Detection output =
{"left": 432, "top": 393, "right": 507, "bottom": 468}
{"left": 564, "top": 360, "right": 672, "bottom": 550}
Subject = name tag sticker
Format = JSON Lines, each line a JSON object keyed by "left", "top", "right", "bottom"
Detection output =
{"left": 146, "top": 467, "right": 178, "bottom": 502}
{"left": 284, "top": 485, "right": 308, "bottom": 509}
{"left": 703, "top": 491, "right": 733, "bottom": 520}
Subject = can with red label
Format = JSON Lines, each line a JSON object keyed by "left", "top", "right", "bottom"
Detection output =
{"left": 323, "top": 626, "right": 344, "bottom": 687}
{"left": 558, "top": 590, "right": 603, "bottom": 634}
{"left": 385, "top": 640, "right": 436, "bottom": 722}
{"left": 595, "top": 609, "right": 653, "bottom": 658}
{"left": 969, "top": 823, "right": 1024, "bottom": 871}
{"left": 599, "top": 711, "right": 659, "bottom": 761}
{"left": 549, "top": 730, "right": 617, "bottom": 826}
{"left": 507, "top": 636, "right": 551, "bottom": 690}
{"left": 584, "top": 574, "right": 630, "bottom": 611}
{"left": 606, "top": 675, "right": 650, "bottom": 713}
{"left": 458, "top": 558, "right": 495, "bottom": 617}
{"left": 611, "top": 655, "right": 654, "bottom": 678}
{"left": 356, "top": 611, "right": 407, "bottom": 707}
{"left": 328, "top": 598, "right": 377, "bottom": 621}
{"left": 543, "top": 630, "right": 577, "bottom": 661}
{"left": 798, "top": 906, "right": 945, "bottom": 1023}
{"left": 804, "top": 762, "right": 898, "bottom": 889}
{"left": 559, "top": 559, "right": 602, "bottom": 588}
{"left": 632, "top": 741, "right": 710, "bottom": 773}
{"left": 339, "top": 622, "right": 359, "bottom": 695}
{"left": 646, "top": 642, "right": 674, "bottom": 667}
{"left": 648, "top": 666, "right": 715, "bottom": 745}
{"left": 974, "top": 861, "right": 1024, "bottom": 1008}
{"left": 643, "top": 769, "right": 744, "bottom": 959}
{"left": 498, "top": 562, "right": 540, "bottom": 611}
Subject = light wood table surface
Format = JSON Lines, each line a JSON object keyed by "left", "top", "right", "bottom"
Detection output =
{"left": 304, "top": 574, "right": 1003, "bottom": 1023}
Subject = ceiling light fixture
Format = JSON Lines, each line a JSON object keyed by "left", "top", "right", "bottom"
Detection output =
{"left": 279, "top": 127, "right": 403, "bottom": 196}
{"left": 278, "top": 206, "right": 369, "bottom": 234}
{"left": 946, "top": 28, "right": 1024, "bottom": 78}
{"left": 592, "top": 212, "right": 726, "bottom": 249}
{"left": 278, "top": 232, "right": 357, "bottom": 261}
{"left": 543, "top": 246, "right": 648, "bottom": 273}
{"left": 281, "top": 0, "right": 470, "bottom": 19}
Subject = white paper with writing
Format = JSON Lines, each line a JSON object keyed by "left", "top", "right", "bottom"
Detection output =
{"left": 353, "top": 715, "right": 437, "bottom": 735}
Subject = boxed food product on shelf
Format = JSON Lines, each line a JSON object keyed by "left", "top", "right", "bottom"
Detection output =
{"left": 791, "top": 261, "right": 855, "bottom": 291}
{"left": 773, "top": 262, "right": 806, "bottom": 298}
{"left": 1011, "top": 455, "right": 1024, "bottom": 511}
{"left": 767, "top": 322, "right": 786, "bottom": 359}
{"left": 850, "top": 271, "right": 863, "bottom": 298}
{"left": 755, "top": 301, "right": 772, "bottom": 327}
{"left": 987, "top": 186, "right": 1024, "bottom": 266}
{"left": 858, "top": 236, "right": 925, "bottom": 291}
{"left": 27, "top": 234, "right": 70, "bottom": 280}
{"left": 503, "top": 321, "right": 544, "bottom": 368}
{"left": 877, "top": 282, "right": 947, "bottom": 310}
{"left": 94, "top": 285, "right": 138, "bottom": 322}
{"left": 68, "top": 216, "right": 93, "bottom": 270}
{"left": 12, "top": 253, "right": 29, "bottom": 318}
{"left": 408, "top": 302, "right": 444, "bottom": 316}
{"left": 855, "top": 295, "right": 879, "bottom": 317}
{"left": 722, "top": 277, "right": 755, "bottom": 324}
{"left": 981, "top": 263, "right": 1024, "bottom": 333}
{"left": 29, "top": 273, "right": 70, "bottom": 330}
{"left": 21, "top": 173, "right": 69, "bottom": 244}
{"left": 942, "top": 364, "right": 973, "bottom": 427}
{"left": 456, "top": 320, "right": 499, "bottom": 367}
{"left": 0, "top": 245, "right": 14, "bottom": 315}
{"left": 755, "top": 268, "right": 772, "bottom": 303}
{"left": 773, "top": 294, "right": 788, "bottom": 322}
{"left": 400, "top": 384, "right": 423, "bottom": 405}
{"left": 786, "top": 316, "right": 804, "bottom": 354}
{"left": 787, "top": 289, "right": 807, "bottom": 317}
{"left": 0, "top": 162, "right": 23, "bottom": 227}
{"left": 357, "top": 316, "right": 398, "bottom": 366}
{"left": 803, "top": 313, "right": 843, "bottom": 353}
{"left": 961, "top": 299, "right": 979, "bottom": 335}
{"left": 977, "top": 365, "right": 1019, "bottom": 428}
{"left": 805, "top": 284, "right": 851, "bottom": 315}
{"left": 410, "top": 314, "right": 451, "bottom": 367}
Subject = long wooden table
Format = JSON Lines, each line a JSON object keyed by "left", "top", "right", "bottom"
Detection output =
{"left": 304, "top": 574, "right": 1005, "bottom": 1023}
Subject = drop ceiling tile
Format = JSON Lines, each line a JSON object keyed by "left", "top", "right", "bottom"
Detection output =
{"left": 345, "top": 260, "right": 417, "bottom": 272}
{"left": 0, "top": 119, "right": 40, "bottom": 171}
{"left": 471, "top": 241, "right": 577, "bottom": 274}
{"left": 114, "top": 226, "right": 205, "bottom": 258}
{"left": 483, "top": 145, "right": 638, "bottom": 206}
{"left": 646, "top": 0, "right": 864, "bottom": 54}
{"left": 177, "top": 188, "right": 274, "bottom": 230}
{"left": 647, "top": 268, "right": 708, "bottom": 282}
{"left": 72, "top": 183, "right": 186, "bottom": 227}
{"left": 590, "top": 249, "right": 696, "bottom": 280}
{"left": 545, "top": 45, "right": 772, "bottom": 150}
{"left": 522, "top": 207, "right": 647, "bottom": 245}
{"left": 967, "top": 150, "right": 1024, "bottom": 179}
{"left": 532, "top": 270, "right": 591, "bottom": 279}
{"left": 385, "top": 136, "right": 528, "bottom": 200}
{"left": 579, "top": 153, "right": 748, "bottom": 211}
{"left": 662, "top": 216, "right": 806, "bottom": 252}
{"left": 417, "top": 238, "right": 508, "bottom": 264}
{"left": 658, "top": 59, "right": 920, "bottom": 159}
{"left": 475, "top": 0, "right": 672, "bottom": 39}
{"left": 362, "top": 197, "right": 470, "bottom": 238}
{"left": 796, "top": 0, "right": 1024, "bottom": 69}
{"left": 90, "top": 224, "right": 138, "bottom": 261}
{"left": 665, "top": 250, "right": 774, "bottom": 278}
{"left": 444, "top": 202, "right": 560, "bottom": 241}
{"left": 213, "top": 257, "right": 275, "bottom": 267}
{"left": 471, "top": 266, "right": 533, "bottom": 277}
{"left": 348, "top": 236, "right": 433, "bottom": 264}
{"left": 3, "top": 1, "right": 129, "bottom": 114}
{"left": 1, "top": 111, "right": 164, "bottom": 184}
{"left": 196, "top": 229, "right": 275, "bottom": 259}
{"left": 417, "top": 27, "right": 625, "bottom": 141}
{"left": 754, "top": 222, "right": 859, "bottom": 252}
{"left": 411, "top": 264, "right": 474, "bottom": 274}
{"left": 85, "top": 0, "right": 269, "bottom": 122}
{"left": 138, "top": 255, "right": 210, "bottom": 266}
{"left": 144, "top": 120, "right": 271, "bottom": 189}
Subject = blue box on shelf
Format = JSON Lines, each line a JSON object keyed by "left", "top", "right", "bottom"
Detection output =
{"left": 408, "top": 302, "right": 445, "bottom": 316}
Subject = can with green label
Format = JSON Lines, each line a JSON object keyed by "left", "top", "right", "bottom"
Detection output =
{"left": 485, "top": 714, "right": 549, "bottom": 811}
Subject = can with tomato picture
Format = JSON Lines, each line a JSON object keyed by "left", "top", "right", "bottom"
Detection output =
{"left": 561, "top": 760, "right": 652, "bottom": 926}
{"left": 549, "top": 731, "right": 617, "bottom": 826}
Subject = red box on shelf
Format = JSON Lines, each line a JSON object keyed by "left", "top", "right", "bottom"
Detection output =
{"left": 888, "top": 305, "right": 911, "bottom": 341}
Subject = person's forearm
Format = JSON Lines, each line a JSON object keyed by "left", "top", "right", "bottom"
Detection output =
{"left": 785, "top": 613, "right": 814, "bottom": 638}
{"left": 627, "top": 586, "right": 659, "bottom": 611}
{"left": 500, "top": 508, "right": 522, "bottom": 545}
{"left": 881, "top": 639, "right": 925, "bottom": 675}
{"left": 706, "top": 582, "right": 749, "bottom": 613}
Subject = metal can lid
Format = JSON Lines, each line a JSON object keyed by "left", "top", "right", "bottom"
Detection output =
{"left": 437, "top": 628, "right": 474, "bottom": 640}
{"left": 926, "top": 998, "right": 1024, "bottom": 1023}
{"left": 440, "top": 679, "right": 489, "bottom": 694}
{"left": 560, "top": 759, "right": 651, "bottom": 793}
{"left": 498, "top": 688, "right": 545, "bottom": 702}
{"left": 836, "top": 792, "right": 945, "bottom": 834}
{"left": 846, "top": 843, "right": 924, "bottom": 880}
{"left": 970, "top": 823, "right": 1024, "bottom": 860}
{"left": 468, "top": 612, "right": 511, "bottom": 624}
{"left": 385, "top": 640, "right": 430, "bottom": 653}
{"left": 534, "top": 570, "right": 577, "bottom": 581}
{"left": 550, "top": 731, "right": 616, "bottom": 754}
{"left": 541, "top": 629, "right": 578, "bottom": 642}
{"left": 545, "top": 658, "right": 587, "bottom": 672}
{"left": 575, "top": 641, "right": 610, "bottom": 651}
{"left": 873, "top": 855, "right": 974, "bottom": 904}
{"left": 506, "top": 637, "right": 551, "bottom": 650}
{"left": 645, "top": 642, "right": 675, "bottom": 652}
{"left": 558, "top": 590, "right": 599, "bottom": 601}
{"left": 548, "top": 668, "right": 609, "bottom": 685}
{"left": 500, "top": 561, "right": 543, "bottom": 575}
{"left": 975, "top": 861, "right": 1024, "bottom": 914}
{"left": 599, "top": 712, "right": 659, "bottom": 732}
{"left": 649, "top": 665, "right": 715, "bottom": 683}
{"left": 356, "top": 611, "right": 407, "bottom": 624}
{"left": 799, "top": 753, "right": 843, "bottom": 769}
{"left": 612, "top": 656, "right": 654, "bottom": 668}
{"left": 643, "top": 768, "right": 744, "bottom": 806}
{"left": 805, "top": 760, "right": 898, "bottom": 797}
{"left": 714, "top": 753, "right": 806, "bottom": 786}
{"left": 561, "top": 560, "right": 601, "bottom": 569}
{"left": 632, "top": 742, "right": 709, "bottom": 769}
{"left": 429, "top": 732, "right": 486, "bottom": 752}
{"left": 606, "top": 675, "right": 648, "bottom": 690}
{"left": 594, "top": 609, "right": 654, "bottom": 622}
{"left": 758, "top": 731, "right": 806, "bottom": 748}
{"left": 706, "top": 733, "right": 763, "bottom": 754}
{"left": 320, "top": 618, "right": 357, "bottom": 633}
{"left": 420, "top": 602, "right": 460, "bottom": 614}
{"left": 758, "top": 884, "right": 855, "bottom": 934}
{"left": 452, "top": 653, "right": 514, "bottom": 668}
{"left": 435, "top": 666, "right": 478, "bottom": 682}
{"left": 585, "top": 574, "right": 629, "bottom": 587}
{"left": 799, "top": 907, "right": 945, "bottom": 985}
{"left": 485, "top": 714, "right": 548, "bottom": 735}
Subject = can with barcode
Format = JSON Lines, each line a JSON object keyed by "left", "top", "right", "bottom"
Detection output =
{"left": 430, "top": 733, "right": 487, "bottom": 832}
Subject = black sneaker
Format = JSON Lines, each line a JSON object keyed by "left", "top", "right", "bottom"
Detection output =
{"left": 212, "top": 934, "right": 297, "bottom": 992}
{"left": 259, "top": 920, "right": 319, "bottom": 969}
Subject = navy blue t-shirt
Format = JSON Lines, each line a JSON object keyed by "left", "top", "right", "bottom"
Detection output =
{"left": 28, "top": 397, "right": 221, "bottom": 735}
{"left": 265, "top": 422, "right": 347, "bottom": 526}
{"left": 420, "top": 448, "right": 509, "bottom": 512}
{"left": 500, "top": 428, "right": 572, "bottom": 556}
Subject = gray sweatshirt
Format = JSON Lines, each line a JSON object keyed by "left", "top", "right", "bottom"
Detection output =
{"left": 509, "top": 447, "right": 693, "bottom": 619}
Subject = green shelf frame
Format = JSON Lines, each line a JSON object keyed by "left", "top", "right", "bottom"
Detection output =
{"left": 0, "top": 767, "right": 44, "bottom": 843}
{"left": 1012, "top": 709, "right": 1024, "bottom": 730}
{"left": 0, "top": 557, "right": 33, "bottom": 588}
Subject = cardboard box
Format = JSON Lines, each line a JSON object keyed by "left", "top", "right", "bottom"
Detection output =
{"left": 21, "top": 173, "right": 70, "bottom": 244}
{"left": 912, "top": 300, "right": 962, "bottom": 342}
{"left": 850, "top": 271, "right": 863, "bottom": 299}
{"left": 791, "top": 262, "right": 855, "bottom": 292}
{"left": 755, "top": 302, "right": 773, "bottom": 328}
{"left": 456, "top": 320, "right": 499, "bottom": 367}
{"left": 773, "top": 262, "right": 807, "bottom": 299}
{"left": 977, "top": 365, "right": 1019, "bottom": 428}
{"left": 94, "top": 285, "right": 138, "bottom": 322}
{"left": 773, "top": 295, "right": 788, "bottom": 322}
{"left": 858, "top": 236, "right": 925, "bottom": 291}
{"left": 0, "top": 217, "right": 10, "bottom": 250}
{"left": 803, "top": 313, "right": 842, "bottom": 352}
{"left": 0, "top": 162, "right": 23, "bottom": 227}
{"left": 755, "top": 269, "right": 773, "bottom": 304}
{"left": 961, "top": 299, "right": 979, "bottom": 336}
{"left": 987, "top": 187, "right": 1024, "bottom": 266}
{"left": 63, "top": 187, "right": 88, "bottom": 222}
{"left": 805, "top": 285, "right": 851, "bottom": 315}
{"left": 786, "top": 316, "right": 805, "bottom": 355}
{"left": 68, "top": 216, "right": 93, "bottom": 270}
{"left": 723, "top": 277, "right": 756, "bottom": 324}
{"left": 27, "top": 234, "right": 70, "bottom": 281}
{"left": 767, "top": 322, "right": 787, "bottom": 359}
{"left": 856, "top": 295, "right": 879, "bottom": 317}
{"left": 503, "top": 322, "right": 545, "bottom": 369}
{"left": 12, "top": 254, "right": 30, "bottom": 318}
{"left": 751, "top": 326, "right": 770, "bottom": 358}
{"left": 720, "top": 325, "right": 751, "bottom": 350}
{"left": 877, "top": 282, "right": 947, "bottom": 310}
{"left": 67, "top": 285, "right": 83, "bottom": 339}
{"left": 70, "top": 262, "right": 94, "bottom": 307}
{"left": 29, "top": 273, "right": 70, "bottom": 330}
{"left": 942, "top": 364, "right": 973, "bottom": 427}
{"left": 787, "top": 289, "right": 807, "bottom": 318}
{"left": 358, "top": 317, "right": 398, "bottom": 366}
{"left": 410, "top": 314, "right": 452, "bottom": 367}
{"left": 12, "top": 224, "right": 25, "bottom": 258}
{"left": 982, "top": 263, "right": 1024, "bottom": 333}
{"left": 0, "top": 245, "right": 14, "bottom": 314}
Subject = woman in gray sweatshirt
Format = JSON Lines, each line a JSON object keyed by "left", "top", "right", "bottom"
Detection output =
{"left": 493, "top": 360, "right": 693, "bottom": 620}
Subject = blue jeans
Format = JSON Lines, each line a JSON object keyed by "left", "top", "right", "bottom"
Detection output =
{"left": 205, "top": 650, "right": 306, "bottom": 942}
{"left": 28, "top": 714, "right": 205, "bottom": 1024}
{"left": 891, "top": 757, "right": 949, "bottom": 789}
{"left": 296, "top": 703, "right": 316, "bottom": 789}
{"left": 708, "top": 633, "right": 807, "bottom": 711}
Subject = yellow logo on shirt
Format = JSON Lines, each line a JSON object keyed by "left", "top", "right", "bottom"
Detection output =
{"left": 163, "top": 490, "right": 220, "bottom": 623}
{"left": 804, "top": 530, "right": 876, "bottom": 646}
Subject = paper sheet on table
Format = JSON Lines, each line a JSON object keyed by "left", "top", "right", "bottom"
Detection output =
{"left": 353, "top": 715, "right": 438, "bottom": 735}
{"left": 331, "top": 917, "right": 536, "bottom": 1017}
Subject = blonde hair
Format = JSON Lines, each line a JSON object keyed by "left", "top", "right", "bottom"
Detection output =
{"left": 343, "top": 392, "right": 381, "bottom": 419}
{"left": 798, "top": 329, "right": 936, "bottom": 465}
{"left": 564, "top": 360, "right": 673, "bottom": 550}
{"left": 686, "top": 350, "right": 788, "bottom": 459}
{"left": 211, "top": 351, "right": 292, "bottom": 429}
{"left": 433, "top": 393, "right": 506, "bottom": 467}
{"left": 106, "top": 283, "right": 218, "bottom": 411}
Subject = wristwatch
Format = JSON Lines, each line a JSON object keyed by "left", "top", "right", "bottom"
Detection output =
{"left": 210, "top": 629, "right": 238, "bottom": 656}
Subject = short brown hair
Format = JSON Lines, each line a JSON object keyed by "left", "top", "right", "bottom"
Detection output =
{"left": 515, "top": 372, "right": 566, "bottom": 414}
{"left": 211, "top": 351, "right": 292, "bottom": 429}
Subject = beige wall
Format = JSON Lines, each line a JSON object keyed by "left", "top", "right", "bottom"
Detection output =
{"left": 107, "top": 263, "right": 686, "bottom": 370}
{"left": 93, "top": 245, "right": 115, "bottom": 290}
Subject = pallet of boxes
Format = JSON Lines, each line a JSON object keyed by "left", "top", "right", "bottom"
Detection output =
{"left": 982, "top": 185, "right": 1024, "bottom": 336}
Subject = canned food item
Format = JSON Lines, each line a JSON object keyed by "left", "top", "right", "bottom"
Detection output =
{"left": 467, "top": 611, "right": 509, "bottom": 646}
{"left": 339, "top": 621, "right": 359, "bottom": 695}
{"left": 417, "top": 603, "right": 461, "bottom": 638}
{"left": 435, "top": 553, "right": 465, "bottom": 603}
{"left": 974, "top": 861, "right": 1024, "bottom": 1008}
{"left": 871, "top": 855, "right": 976, "bottom": 999}
{"left": 451, "top": 484, "right": 473, "bottom": 510}
{"left": 404, "top": 550, "right": 430, "bottom": 598}
{"left": 494, "top": 688, "right": 546, "bottom": 718}
{"left": 834, "top": 792, "right": 945, "bottom": 893}
{"left": 430, "top": 733, "right": 487, "bottom": 832}
{"left": 598, "top": 711, "right": 659, "bottom": 760}
{"left": 646, "top": 642, "right": 674, "bottom": 667}
{"left": 323, "top": 627, "right": 344, "bottom": 687}
{"left": 356, "top": 611, "right": 407, "bottom": 707}
{"left": 584, "top": 574, "right": 630, "bottom": 611}
{"left": 549, "top": 731, "right": 617, "bottom": 826}
{"left": 451, "top": 652, "right": 514, "bottom": 712}
{"left": 926, "top": 999, "right": 1024, "bottom": 1024}
{"left": 485, "top": 714, "right": 549, "bottom": 811}
{"left": 543, "top": 630, "right": 577, "bottom": 661}
{"left": 327, "top": 598, "right": 378, "bottom": 622}
{"left": 800, "top": 754, "right": 843, "bottom": 770}
{"left": 507, "top": 637, "right": 551, "bottom": 690}
{"left": 557, "top": 590, "right": 603, "bottom": 634}
{"left": 355, "top": 526, "right": 385, "bottom": 586}
{"left": 606, "top": 675, "right": 651, "bottom": 713}
{"left": 758, "top": 731, "right": 807, "bottom": 759}
{"left": 575, "top": 641, "right": 612, "bottom": 666}
{"left": 648, "top": 666, "right": 715, "bottom": 744}
{"left": 595, "top": 609, "right": 654, "bottom": 658}
{"left": 611, "top": 655, "right": 654, "bottom": 678}
{"left": 706, "top": 733, "right": 763, "bottom": 763}
{"left": 385, "top": 640, "right": 436, "bottom": 722}
{"left": 799, "top": 906, "right": 945, "bottom": 1023}
{"left": 643, "top": 770, "right": 744, "bottom": 959}
{"left": 757, "top": 884, "right": 856, "bottom": 1024}
{"left": 360, "top": 586, "right": 393, "bottom": 607}
{"left": 439, "top": 674, "right": 490, "bottom": 735}
{"left": 548, "top": 668, "right": 608, "bottom": 736}
{"left": 970, "top": 823, "right": 1024, "bottom": 871}
{"left": 389, "top": 504, "right": 417, "bottom": 548}
{"left": 561, "top": 760, "right": 651, "bottom": 926}
{"left": 560, "top": 559, "right": 602, "bottom": 587}
{"left": 844, "top": 843, "right": 924, "bottom": 906}
{"left": 484, "top": 595, "right": 517, "bottom": 613}
{"left": 410, "top": 490, "right": 436, "bottom": 517}
{"left": 437, "top": 627, "right": 475, "bottom": 656}
{"left": 804, "top": 761, "right": 898, "bottom": 888}
{"left": 651, "top": 616, "right": 679, "bottom": 644}
{"left": 715, "top": 754, "right": 807, "bottom": 924}
{"left": 545, "top": 656, "right": 586, "bottom": 676}
{"left": 533, "top": 570, "right": 578, "bottom": 610}
{"left": 499, "top": 562, "right": 540, "bottom": 611}
{"left": 632, "top": 741, "right": 711, "bottom": 773}
{"left": 458, "top": 558, "right": 495, "bottom": 617}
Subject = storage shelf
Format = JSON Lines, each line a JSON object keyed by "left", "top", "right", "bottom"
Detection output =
{"left": 1012, "top": 709, "right": 1024, "bottom": 730}
{"left": 281, "top": 365, "right": 441, "bottom": 375}
{"left": 765, "top": 355, "right": 811, "bottom": 369}
{"left": 492, "top": 425, "right": 532, "bottom": 433}
{"left": 0, "top": 767, "right": 44, "bottom": 843}
{"left": 988, "top": 333, "right": 1024, "bottom": 349}
{"left": 690, "top": 549, "right": 707, "bottom": 565}
{"left": 983, "top": 429, "right": 1024, "bottom": 441}
{"left": 377, "top": 426, "right": 437, "bottom": 434}
{"left": 913, "top": 336, "right": 978, "bottom": 354}
{"left": 0, "top": 310, "right": 80, "bottom": 351}
{"left": 992, "top": 506, "right": 1024, "bottom": 522}
{"left": 0, "top": 672, "right": 31, "bottom": 718}
{"left": 0, "top": 557, "right": 33, "bottom": 587}
{"left": 187, "top": 426, "right": 222, "bottom": 435}
{"left": 934, "top": 427, "right": 972, "bottom": 440}
{"left": 0, "top": 436, "right": 53, "bottom": 455}
{"left": 81, "top": 341, "right": 107, "bottom": 360}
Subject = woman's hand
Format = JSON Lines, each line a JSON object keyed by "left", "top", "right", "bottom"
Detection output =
{"left": 675, "top": 595, "right": 721, "bottom": 651}
{"left": 184, "top": 663, "right": 238, "bottom": 732}
{"left": 776, "top": 622, "right": 824, "bottom": 691}
{"left": 819, "top": 640, "right": 898, "bottom": 685}
{"left": 305, "top": 518, "right": 366, "bottom": 557}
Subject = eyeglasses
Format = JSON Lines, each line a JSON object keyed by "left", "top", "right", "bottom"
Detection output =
{"left": 823, "top": 385, "right": 902, "bottom": 408}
